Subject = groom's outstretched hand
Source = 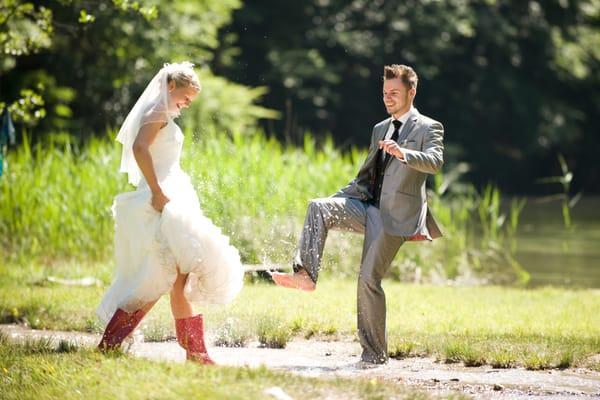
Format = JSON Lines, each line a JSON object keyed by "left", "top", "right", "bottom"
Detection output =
{"left": 378, "top": 140, "right": 405, "bottom": 160}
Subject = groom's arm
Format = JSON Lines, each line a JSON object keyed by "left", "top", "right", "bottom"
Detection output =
{"left": 397, "top": 121, "right": 444, "bottom": 175}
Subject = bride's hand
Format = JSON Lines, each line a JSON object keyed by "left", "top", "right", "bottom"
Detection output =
{"left": 151, "top": 191, "right": 170, "bottom": 212}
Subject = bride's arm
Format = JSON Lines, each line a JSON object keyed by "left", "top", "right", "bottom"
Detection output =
{"left": 133, "top": 120, "right": 170, "bottom": 211}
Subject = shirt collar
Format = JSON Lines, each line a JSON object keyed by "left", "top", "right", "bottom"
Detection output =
{"left": 392, "top": 106, "right": 414, "bottom": 125}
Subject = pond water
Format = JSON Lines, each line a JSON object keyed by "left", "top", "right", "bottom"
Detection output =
{"left": 514, "top": 197, "right": 600, "bottom": 288}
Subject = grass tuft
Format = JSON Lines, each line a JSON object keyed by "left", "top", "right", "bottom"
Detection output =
{"left": 214, "top": 317, "right": 253, "bottom": 348}
{"left": 56, "top": 340, "right": 79, "bottom": 353}
{"left": 389, "top": 339, "right": 418, "bottom": 359}
{"left": 489, "top": 350, "right": 516, "bottom": 368}
{"left": 256, "top": 315, "right": 293, "bottom": 348}
{"left": 22, "top": 337, "right": 55, "bottom": 354}
{"left": 523, "top": 353, "right": 552, "bottom": 370}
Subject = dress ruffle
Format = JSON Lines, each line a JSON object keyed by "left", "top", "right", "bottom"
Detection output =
{"left": 96, "top": 172, "right": 244, "bottom": 325}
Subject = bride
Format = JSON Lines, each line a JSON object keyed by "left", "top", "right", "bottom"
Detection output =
{"left": 96, "top": 62, "right": 244, "bottom": 365}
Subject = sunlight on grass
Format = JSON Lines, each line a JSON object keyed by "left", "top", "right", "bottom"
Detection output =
{"left": 1, "top": 261, "right": 598, "bottom": 370}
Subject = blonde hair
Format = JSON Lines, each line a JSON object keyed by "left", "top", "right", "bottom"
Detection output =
{"left": 165, "top": 62, "right": 201, "bottom": 91}
{"left": 383, "top": 64, "right": 418, "bottom": 90}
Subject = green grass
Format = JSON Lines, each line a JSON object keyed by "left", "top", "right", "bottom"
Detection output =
{"left": 256, "top": 314, "right": 293, "bottom": 348}
{"left": 213, "top": 317, "right": 253, "bottom": 348}
{"left": 1, "top": 129, "right": 528, "bottom": 284}
{"left": 0, "top": 335, "right": 436, "bottom": 400}
{"left": 1, "top": 261, "right": 598, "bottom": 370}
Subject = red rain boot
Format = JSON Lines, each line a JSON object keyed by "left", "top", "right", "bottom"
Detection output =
{"left": 175, "top": 314, "right": 215, "bottom": 365}
{"left": 98, "top": 308, "right": 146, "bottom": 351}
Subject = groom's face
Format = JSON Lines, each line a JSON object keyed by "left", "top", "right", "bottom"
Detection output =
{"left": 383, "top": 78, "right": 414, "bottom": 116}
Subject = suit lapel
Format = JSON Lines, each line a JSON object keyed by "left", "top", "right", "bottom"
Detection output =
{"left": 377, "top": 118, "right": 392, "bottom": 142}
{"left": 400, "top": 108, "right": 420, "bottom": 142}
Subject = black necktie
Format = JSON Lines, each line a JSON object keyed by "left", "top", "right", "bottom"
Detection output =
{"left": 383, "top": 119, "right": 403, "bottom": 166}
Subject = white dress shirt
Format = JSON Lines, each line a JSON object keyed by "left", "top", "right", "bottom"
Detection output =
{"left": 384, "top": 106, "right": 414, "bottom": 140}
{"left": 383, "top": 106, "right": 414, "bottom": 162}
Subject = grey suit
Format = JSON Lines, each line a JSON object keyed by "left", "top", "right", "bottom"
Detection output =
{"left": 294, "top": 107, "right": 444, "bottom": 363}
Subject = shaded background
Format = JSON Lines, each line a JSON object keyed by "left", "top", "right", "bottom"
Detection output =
{"left": 212, "top": 0, "right": 599, "bottom": 194}
{"left": 1, "top": 0, "right": 598, "bottom": 194}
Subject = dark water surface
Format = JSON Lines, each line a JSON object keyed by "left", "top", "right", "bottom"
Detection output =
{"left": 514, "top": 197, "right": 600, "bottom": 288}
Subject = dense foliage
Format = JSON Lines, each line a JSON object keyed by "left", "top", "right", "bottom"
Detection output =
{"left": 0, "top": 0, "right": 275, "bottom": 139}
{"left": 215, "top": 0, "right": 600, "bottom": 193}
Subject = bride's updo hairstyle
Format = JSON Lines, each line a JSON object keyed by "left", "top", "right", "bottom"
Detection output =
{"left": 166, "top": 62, "right": 201, "bottom": 91}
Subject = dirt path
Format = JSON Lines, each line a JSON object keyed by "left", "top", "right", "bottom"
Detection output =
{"left": 1, "top": 324, "right": 598, "bottom": 399}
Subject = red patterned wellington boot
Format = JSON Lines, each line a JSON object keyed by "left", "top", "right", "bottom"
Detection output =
{"left": 175, "top": 314, "right": 215, "bottom": 365}
{"left": 98, "top": 309, "right": 146, "bottom": 351}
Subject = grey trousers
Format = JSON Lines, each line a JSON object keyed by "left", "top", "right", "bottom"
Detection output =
{"left": 294, "top": 197, "right": 405, "bottom": 363}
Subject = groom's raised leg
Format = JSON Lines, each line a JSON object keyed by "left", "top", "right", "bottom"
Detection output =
{"left": 357, "top": 206, "right": 405, "bottom": 364}
{"left": 273, "top": 197, "right": 367, "bottom": 290}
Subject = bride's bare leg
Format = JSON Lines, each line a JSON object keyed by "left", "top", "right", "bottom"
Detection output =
{"left": 170, "top": 268, "right": 193, "bottom": 319}
{"left": 140, "top": 299, "right": 159, "bottom": 314}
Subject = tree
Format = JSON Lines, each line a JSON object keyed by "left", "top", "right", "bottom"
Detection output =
{"left": 215, "top": 0, "right": 600, "bottom": 193}
{"left": 0, "top": 0, "right": 275, "bottom": 139}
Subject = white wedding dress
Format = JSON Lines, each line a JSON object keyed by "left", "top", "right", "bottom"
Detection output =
{"left": 97, "top": 118, "right": 244, "bottom": 324}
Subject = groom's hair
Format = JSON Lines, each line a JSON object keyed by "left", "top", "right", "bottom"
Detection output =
{"left": 383, "top": 64, "right": 418, "bottom": 90}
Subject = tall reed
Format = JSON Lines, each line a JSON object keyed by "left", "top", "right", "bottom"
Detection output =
{"left": 536, "top": 153, "right": 581, "bottom": 230}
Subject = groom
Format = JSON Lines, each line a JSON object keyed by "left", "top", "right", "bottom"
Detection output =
{"left": 272, "top": 64, "right": 444, "bottom": 365}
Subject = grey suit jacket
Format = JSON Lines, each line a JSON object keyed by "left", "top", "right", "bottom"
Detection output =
{"left": 335, "top": 107, "right": 444, "bottom": 240}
